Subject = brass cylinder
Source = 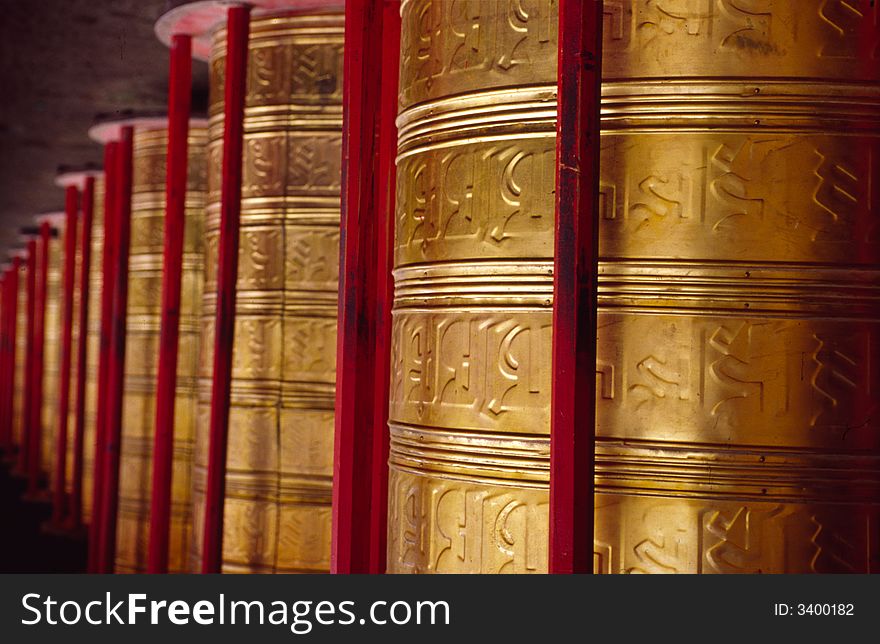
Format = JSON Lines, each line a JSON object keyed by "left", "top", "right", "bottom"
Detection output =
{"left": 389, "top": 0, "right": 880, "bottom": 573}
{"left": 115, "top": 124, "right": 207, "bottom": 573}
{"left": 595, "top": 0, "right": 880, "bottom": 574}
{"left": 64, "top": 219, "right": 80, "bottom": 496}
{"left": 389, "top": 0, "right": 556, "bottom": 573}
{"left": 41, "top": 224, "right": 61, "bottom": 481}
{"left": 82, "top": 174, "right": 105, "bottom": 522}
{"left": 192, "top": 10, "right": 344, "bottom": 573}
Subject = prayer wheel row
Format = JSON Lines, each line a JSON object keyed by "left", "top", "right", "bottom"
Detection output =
{"left": 1, "top": 0, "right": 876, "bottom": 575}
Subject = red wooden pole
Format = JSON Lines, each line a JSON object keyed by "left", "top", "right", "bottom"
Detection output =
{"left": 6, "top": 265, "right": 18, "bottom": 451}
{"left": 331, "top": 0, "right": 399, "bottom": 574}
{"left": 2, "top": 269, "right": 12, "bottom": 452}
{"left": 18, "top": 239, "right": 36, "bottom": 476}
{"left": 70, "top": 176, "right": 95, "bottom": 530}
{"left": 7, "top": 259, "right": 23, "bottom": 453}
{"left": 149, "top": 33, "right": 193, "bottom": 574}
{"left": 4, "top": 267, "right": 14, "bottom": 452}
{"left": 6, "top": 257, "right": 23, "bottom": 448}
{"left": 201, "top": 5, "right": 250, "bottom": 574}
{"left": 0, "top": 271, "right": 8, "bottom": 452}
{"left": 2, "top": 264, "right": 17, "bottom": 454}
{"left": 0, "top": 270, "right": 7, "bottom": 452}
{"left": 9, "top": 257, "right": 23, "bottom": 456}
{"left": 8, "top": 260, "right": 22, "bottom": 453}
{"left": 27, "top": 220, "right": 51, "bottom": 495}
{"left": 97, "top": 126, "right": 134, "bottom": 574}
{"left": 368, "top": 0, "right": 401, "bottom": 574}
{"left": 88, "top": 142, "right": 119, "bottom": 572}
{"left": 549, "top": 0, "right": 603, "bottom": 574}
{"left": 0, "top": 270, "right": 8, "bottom": 453}
{"left": 52, "top": 186, "right": 79, "bottom": 524}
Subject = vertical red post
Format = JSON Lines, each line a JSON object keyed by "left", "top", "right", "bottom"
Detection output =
{"left": 2, "top": 269, "right": 12, "bottom": 452}
{"left": 549, "top": 0, "right": 603, "bottom": 574}
{"left": 70, "top": 177, "right": 95, "bottom": 529}
{"left": 0, "top": 271, "right": 8, "bottom": 452}
{"left": 18, "top": 239, "right": 36, "bottom": 475}
{"left": 8, "top": 259, "right": 22, "bottom": 452}
{"left": 97, "top": 126, "right": 134, "bottom": 574}
{"left": 331, "top": 0, "right": 399, "bottom": 575}
{"left": 201, "top": 6, "right": 250, "bottom": 574}
{"left": 5, "top": 267, "right": 16, "bottom": 448}
{"left": 52, "top": 186, "right": 79, "bottom": 524}
{"left": 6, "top": 265, "right": 18, "bottom": 448}
{"left": 28, "top": 221, "right": 51, "bottom": 495}
{"left": 0, "top": 270, "right": 8, "bottom": 453}
{"left": 367, "top": 0, "right": 401, "bottom": 574}
{"left": 11, "top": 257, "right": 23, "bottom": 455}
{"left": 2, "top": 265, "right": 17, "bottom": 453}
{"left": 88, "top": 142, "right": 119, "bottom": 572}
{"left": 8, "top": 263, "right": 21, "bottom": 446}
{"left": 8, "top": 258, "right": 23, "bottom": 453}
{"left": 149, "top": 33, "right": 193, "bottom": 574}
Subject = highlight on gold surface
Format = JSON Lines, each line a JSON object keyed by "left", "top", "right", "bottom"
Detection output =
{"left": 388, "top": 0, "right": 880, "bottom": 573}
{"left": 64, "top": 205, "right": 81, "bottom": 497}
{"left": 78, "top": 173, "right": 105, "bottom": 524}
{"left": 82, "top": 175, "right": 105, "bottom": 523}
{"left": 41, "top": 221, "right": 62, "bottom": 484}
{"left": 115, "top": 123, "right": 207, "bottom": 573}
{"left": 191, "top": 9, "right": 344, "bottom": 574}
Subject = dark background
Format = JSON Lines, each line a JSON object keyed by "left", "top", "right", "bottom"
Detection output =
{"left": 0, "top": 0, "right": 208, "bottom": 253}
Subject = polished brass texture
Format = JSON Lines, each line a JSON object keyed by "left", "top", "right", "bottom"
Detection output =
{"left": 115, "top": 125, "right": 207, "bottom": 573}
{"left": 41, "top": 228, "right": 61, "bottom": 482}
{"left": 389, "top": 0, "right": 557, "bottom": 574}
{"left": 389, "top": 0, "right": 880, "bottom": 573}
{"left": 83, "top": 176, "right": 105, "bottom": 522}
{"left": 191, "top": 11, "right": 343, "bottom": 573}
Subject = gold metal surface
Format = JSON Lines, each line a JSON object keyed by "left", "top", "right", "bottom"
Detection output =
{"left": 83, "top": 175, "right": 105, "bottom": 522}
{"left": 64, "top": 212, "right": 81, "bottom": 496}
{"left": 115, "top": 125, "right": 207, "bottom": 573}
{"left": 41, "top": 229, "right": 61, "bottom": 482}
{"left": 191, "top": 11, "right": 344, "bottom": 573}
{"left": 389, "top": 0, "right": 880, "bottom": 573}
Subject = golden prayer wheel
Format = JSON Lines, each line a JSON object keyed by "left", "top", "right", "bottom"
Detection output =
{"left": 55, "top": 169, "right": 105, "bottom": 517}
{"left": 66, "top": 221, "right": 79, "bottom": 496}
{"left": 172, "top": 4, "right": 344, "bottom": 573}
{"left": 36, "top": 213, "right": 63, "bottom": 483}
{"left": 95, "top": 118, "right": 207, "bottom": 573}
{"left": 389, "top": 0, "right": 880, "bottom": 573}
{"left": 55, "top": 169, "right": 101, "bottom": 500}
{"left": 82, "top": 174, "right": 105, "bottom": 522}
